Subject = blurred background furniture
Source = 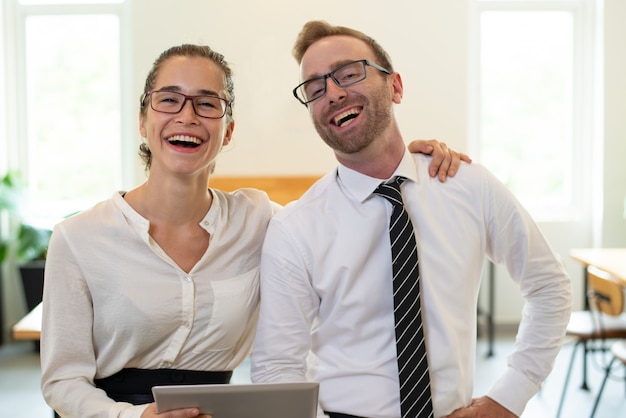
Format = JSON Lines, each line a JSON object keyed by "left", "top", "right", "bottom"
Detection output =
{"left": 589, "top": 339, "right": 626, "bottom": 418}
{"left": 556, "top": 266, "right": 626, "bottom": 418}
{"left": 569, "top": 248, "right": 626, "bottom": 387}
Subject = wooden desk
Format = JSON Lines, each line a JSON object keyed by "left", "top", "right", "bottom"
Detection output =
{"left": 570, "top": 248, "right": 626, "bottom": 310}
{"left": 12, "top": 302, "right": 42, "bottom": 341}
{"left": 570, "top": 248, "right": 626, "bottom": 286}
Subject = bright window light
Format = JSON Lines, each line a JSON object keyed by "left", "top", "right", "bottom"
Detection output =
{"left": 24, "top": 14, "right": 121, "bottom": 222}
{"left": 478, "top": 11, "right": 575, "bottom": 217}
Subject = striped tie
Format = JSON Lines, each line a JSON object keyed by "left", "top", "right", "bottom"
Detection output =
{"left": 374, "top": 176, "right": 433, "bottom": 418}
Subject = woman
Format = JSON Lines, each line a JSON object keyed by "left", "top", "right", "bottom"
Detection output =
{"left": 40, "top": 44, "right": 464, "bottom": 418}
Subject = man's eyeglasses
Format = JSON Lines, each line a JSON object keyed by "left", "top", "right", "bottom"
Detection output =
{"left": 293, "top": 59, "right": 391, "bottom": 105}
{"left": 141, "top": 90, "right": 231, "bottom": 119}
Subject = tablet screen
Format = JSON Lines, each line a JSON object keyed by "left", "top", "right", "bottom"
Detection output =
{"left": 152, "top": 382, "right": 319, "bottom": 418}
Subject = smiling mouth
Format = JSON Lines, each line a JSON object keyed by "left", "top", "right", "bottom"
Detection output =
{"left": 167, "top": 135, "right": 202, "bottom": 148}
{"left": 333, "top": 108, "right": 361, "bottom": 127}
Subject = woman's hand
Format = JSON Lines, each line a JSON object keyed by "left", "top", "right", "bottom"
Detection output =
{"left": 408, "top": 139, "right": 472, "bottom": 182}
{"left": 141, "top": 402, "right": 212, "bottom": 418}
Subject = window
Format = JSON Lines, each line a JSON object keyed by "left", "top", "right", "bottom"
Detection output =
{"left": 4, "top": 0, "right": 127, "bottom": 225}
{"left": 470, "top": 0, "right": 598, "bottom": 221}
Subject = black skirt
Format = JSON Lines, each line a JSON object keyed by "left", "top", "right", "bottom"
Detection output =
{"left": 94, "top": 368, "right": 233, "bottom": 405}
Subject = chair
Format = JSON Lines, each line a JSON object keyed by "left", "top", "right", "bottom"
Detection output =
{"left": 588, "top": 339, "right": 626, "bottom": 417}
{"left": 556, "top": 266, "right": 626, "bottom": 418}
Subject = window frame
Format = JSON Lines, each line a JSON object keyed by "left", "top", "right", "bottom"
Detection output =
{"left": 2, "top": 0, "right": 132, "bottom": 224}
{"left": 468, "top": 0, "right": 599, "bottom": 222}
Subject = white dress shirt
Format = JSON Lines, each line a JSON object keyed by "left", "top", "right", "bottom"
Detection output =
{"left": 251, "top": 151, "right": 572, "bottom": 418}
{"left": 41, "top": 189, "right": 278, "bottom": 418}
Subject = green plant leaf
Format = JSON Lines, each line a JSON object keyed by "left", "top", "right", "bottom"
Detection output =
{"left": 0, "top": 241, "right": 8, "bottom": 264}
{"left": 0, "top": 171, "right": 26, "bottom": 213}
{"left": 16, "top": 224, "right": 52, "bottom": 262}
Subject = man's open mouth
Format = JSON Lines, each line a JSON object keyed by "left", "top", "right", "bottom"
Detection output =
{"left": 333, "top": 108, "right": 361, "bottom": 127}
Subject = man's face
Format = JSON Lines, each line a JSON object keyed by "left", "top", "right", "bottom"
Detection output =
{"left": 299, "top": 35, "right": 397, "bottom": 156}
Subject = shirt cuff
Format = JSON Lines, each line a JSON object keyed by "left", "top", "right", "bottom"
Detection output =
{"left": 487, "top": 366, "right": 540, "bottom": 417}
{"left": 120, "top": 403, "right": 150, "bottom": 418}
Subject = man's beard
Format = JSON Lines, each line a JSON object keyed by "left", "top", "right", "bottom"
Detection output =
{"left": 313, "top": 89, "right": 393, "bottom": 155}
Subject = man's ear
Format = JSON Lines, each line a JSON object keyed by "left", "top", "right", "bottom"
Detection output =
{"left": 390, "top": 72, "right": 403, "bottom": 104}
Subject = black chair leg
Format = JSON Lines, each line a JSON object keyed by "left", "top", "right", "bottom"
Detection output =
{"left": 557, "top": 340, "right": 582, "bottom": 418}
{"left": 581, "top": 340, "right": 590, "bottom": 390}
{"left": 589, "top": 357, "right": 616, "bottom": 418}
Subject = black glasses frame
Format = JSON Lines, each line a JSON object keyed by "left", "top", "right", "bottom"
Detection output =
{"left": 141, "top": 90, "right": 231, "bottom": 119}
{"left": 292, "top": 59, "right": 391, "bottom": 105}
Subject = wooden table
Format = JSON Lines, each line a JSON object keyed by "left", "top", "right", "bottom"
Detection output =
{"left": 570, "top": 248, "right": 626, "bottom": 286}
{"left": 570, "top": 248, "right": 626, "bottom": 310}
{"left": 12, "top": 302, "right": 42, "bottom": 341}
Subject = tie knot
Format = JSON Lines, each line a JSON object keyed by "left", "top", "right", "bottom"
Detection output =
{"left": 374, "top": 176, "right": 406, "bottom": 206}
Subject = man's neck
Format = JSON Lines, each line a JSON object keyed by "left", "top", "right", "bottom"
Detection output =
{"left": 336, "top": 137, "right": 406, "bottom": 179}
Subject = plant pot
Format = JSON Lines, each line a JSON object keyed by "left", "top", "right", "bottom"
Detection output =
{"left": 19, "top": 260, "right": 45, "bottom": 351}
{"left": 19, "top": 260, "right": 45, "bottom": 312}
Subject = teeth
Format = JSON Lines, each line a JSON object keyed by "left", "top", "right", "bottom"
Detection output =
{"left": 334, "top": 108, "right": 360, "bottom": 127}
{"left": 167, "top": 135, "right": 202, "bottom": 144}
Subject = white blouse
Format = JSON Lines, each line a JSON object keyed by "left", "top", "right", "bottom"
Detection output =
{"left": 41, "top": 189, "right": 278, "bottom": 418}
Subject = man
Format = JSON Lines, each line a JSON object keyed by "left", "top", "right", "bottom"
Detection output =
{"left": 251, "top": 20, "right": 571, "bottom": 418}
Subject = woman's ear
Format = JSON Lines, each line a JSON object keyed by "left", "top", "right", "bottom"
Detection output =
{"left": 139, "top": 114, "right": 147, "bottom": 138}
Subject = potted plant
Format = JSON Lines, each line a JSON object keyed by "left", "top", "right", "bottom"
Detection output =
{"left": 0, "top": 172, "right": 52, "bottom": 317}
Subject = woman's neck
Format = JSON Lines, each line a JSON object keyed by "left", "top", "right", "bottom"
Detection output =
{"left": 126, "top": 172, "right": 213, "bottom": 226}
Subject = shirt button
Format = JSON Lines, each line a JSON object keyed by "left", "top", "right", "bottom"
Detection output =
{"left": 184, "top": 276, "right": 191, "bottom": 283}
{"left": 162, "top": 361, "right": 172, "bottom": 368}
{"left": 203, "top": 221, "right": 209, "bottom": 226}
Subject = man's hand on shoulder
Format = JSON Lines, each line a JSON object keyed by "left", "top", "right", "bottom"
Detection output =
{"left": 407, "top": 139, "right": 472, "bottom": 182}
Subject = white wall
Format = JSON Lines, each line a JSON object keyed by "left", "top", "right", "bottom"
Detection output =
{"left": 127, "top": 0, "right": 468, "bottom": 181}
{"left": 602, "top": 0, "right": 626, "bottom": 247}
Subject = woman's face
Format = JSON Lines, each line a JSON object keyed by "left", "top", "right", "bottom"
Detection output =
{"left": 139, "top": 55, "right": 234, "bottom": 178}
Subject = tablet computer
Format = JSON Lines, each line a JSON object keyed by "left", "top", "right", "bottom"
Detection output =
{"left": 152, "top": 382, "right": 319, "bottom": 418}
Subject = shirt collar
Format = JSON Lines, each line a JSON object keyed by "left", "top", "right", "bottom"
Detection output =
{"left": 336, "top": 149, "right": 419, "bottom": 203}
